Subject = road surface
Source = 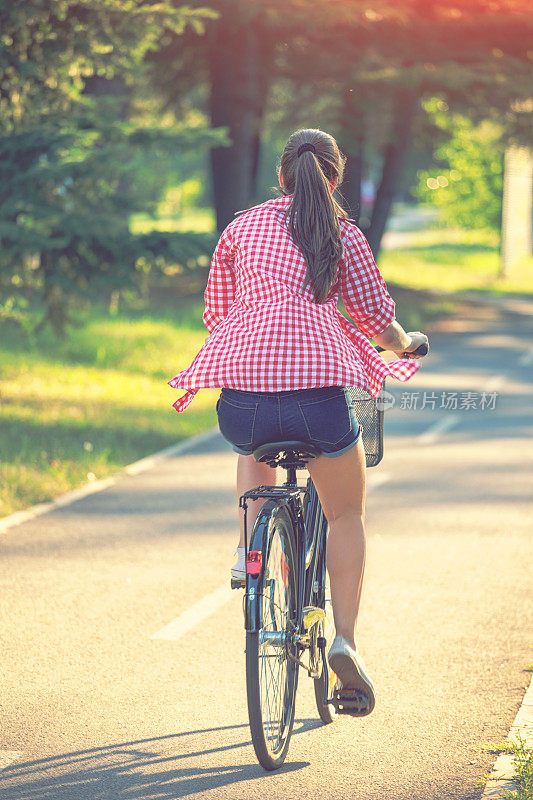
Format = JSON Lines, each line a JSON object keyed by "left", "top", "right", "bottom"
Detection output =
{"left": 1, "top": 297, "right": 532, "bottom": 800}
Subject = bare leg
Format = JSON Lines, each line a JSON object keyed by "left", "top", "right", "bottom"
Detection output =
{"left": 306, "top": 438, "right": 366, "bottom": 649}
{"left": 236, "top": 454, "right": 277, "bottom": 548}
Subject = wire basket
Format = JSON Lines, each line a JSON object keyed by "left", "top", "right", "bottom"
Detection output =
{"left": 346, "top": 385, "right": 385, "bottom": 468}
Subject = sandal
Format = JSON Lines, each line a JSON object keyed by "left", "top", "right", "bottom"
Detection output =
{"left": 328, "top": 635, "right": 376, "bottom": 715}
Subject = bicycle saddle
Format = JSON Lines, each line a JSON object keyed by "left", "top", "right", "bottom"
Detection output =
{"left": 253, "top": 440, "right": 321, "bottom": 468}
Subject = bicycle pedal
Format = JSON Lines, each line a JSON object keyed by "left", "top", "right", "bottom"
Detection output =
{"left": 332, "top": 688, "right": 370, "bottom": 716}
{"left": 230, "top": 577, "right": 245, "bottom": 590}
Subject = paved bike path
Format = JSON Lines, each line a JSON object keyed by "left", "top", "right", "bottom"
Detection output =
{"left": 1, "top": 298, "right": 532, "bottom": 800}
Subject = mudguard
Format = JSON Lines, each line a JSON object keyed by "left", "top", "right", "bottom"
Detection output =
{"left": 244, "top": 499, "right": 296, "bottom": 632}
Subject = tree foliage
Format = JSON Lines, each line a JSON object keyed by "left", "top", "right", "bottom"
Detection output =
{"left": 2, "top": 0, "right": 532, "bottom": 334}
{"left": 0, "top": 0, "right": 221, "bottom": 333}
{"left": 417, "top": 100, "right": 504, "bottom": 233}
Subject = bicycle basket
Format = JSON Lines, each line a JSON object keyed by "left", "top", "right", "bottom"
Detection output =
{"left": 346, "top": 385, "right": 385, "bottom": 468}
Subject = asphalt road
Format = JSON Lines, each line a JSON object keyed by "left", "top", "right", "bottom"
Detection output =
{"left": 1, "top": 297, "right": 532, "bottom": 800}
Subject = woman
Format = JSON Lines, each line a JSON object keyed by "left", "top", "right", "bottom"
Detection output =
{"left": 169, "top": 128, "right": 428, "bottom": 712}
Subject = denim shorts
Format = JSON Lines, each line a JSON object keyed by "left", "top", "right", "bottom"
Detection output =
{"left": 216, "top": 386, "right": 361, "bottom": 458}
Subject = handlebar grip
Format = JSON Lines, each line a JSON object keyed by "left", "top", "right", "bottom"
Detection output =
{"left": 374, "top": 342, "right": 429, "bottom": 357}
{"left": 402, "top": 342, "right": 429, "bottom": 358}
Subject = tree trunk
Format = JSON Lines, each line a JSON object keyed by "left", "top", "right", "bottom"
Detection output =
{"left": 342, "top": 150, "right": 363, "bottom": 221}
{"left": 207, "top": 12, "right": 273, "bottom": 230}
{"left": 366, "top": 90, "right": 419, "bottom": 259}
{"left": 338, "top": 89, "right": 364, "bottom": 220}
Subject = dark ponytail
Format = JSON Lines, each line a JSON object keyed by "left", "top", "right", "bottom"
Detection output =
{"left": 279, "top": 128, "right": 347, "bottom": 303}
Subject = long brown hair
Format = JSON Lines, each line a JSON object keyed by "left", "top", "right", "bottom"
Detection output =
{"left": 279, "top": 128, "right": 347, "bottom": 303}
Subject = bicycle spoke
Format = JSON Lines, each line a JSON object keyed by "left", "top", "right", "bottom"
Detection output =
{"left": 262, "top": 630, "right": 284, "bottom": 743}
{"left": 246, "top": 504, "right": 298, "bottom": 768}
{"left": 256, "top": 529, "right": 292, "bottom": 752}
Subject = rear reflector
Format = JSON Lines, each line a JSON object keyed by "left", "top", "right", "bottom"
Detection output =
{"left": 246, "top": 551, "right": 262, "bottom": 576}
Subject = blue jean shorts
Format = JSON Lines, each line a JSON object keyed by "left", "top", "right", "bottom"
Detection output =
{"left": 216, "top": 386, "right": 361, "bottom": 458}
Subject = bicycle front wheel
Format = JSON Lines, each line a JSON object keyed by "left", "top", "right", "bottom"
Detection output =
{"left": 246, "top": 502, "right": 298, "bottom": 770}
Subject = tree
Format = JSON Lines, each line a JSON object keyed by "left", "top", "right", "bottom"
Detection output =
{"left": 154, "top": 0, "right": 533, "bottom": 244}
{"left": 0, "top": 0, "right": 222, "bottom": 333}
{"left": 150, "top": 0, "right": 280, "bottom": 230}
{"left": 417, "top": 102, "right": 504, "bottom": 233}
{"left": 274, "top": 0, "right": 533, "bottom": 257}
{"left": 151, "top": 1, "right": 386, "bottom": 230}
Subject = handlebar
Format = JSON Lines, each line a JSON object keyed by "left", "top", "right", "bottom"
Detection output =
{"left": 375, "top": 341, "right": 429, "bottom": 359}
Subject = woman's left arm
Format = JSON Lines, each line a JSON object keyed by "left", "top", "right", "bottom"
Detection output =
{"left": 203, "top": 227, "right": 237, "bottom": 334}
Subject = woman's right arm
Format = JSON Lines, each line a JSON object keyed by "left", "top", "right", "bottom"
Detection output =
{"left": 373, "top": 321, "right": 428, "bottom": 358}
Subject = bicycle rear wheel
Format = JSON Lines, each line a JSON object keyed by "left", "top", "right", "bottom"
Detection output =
{"left": 246, "top": 502, "right": 298, "bottom": 770}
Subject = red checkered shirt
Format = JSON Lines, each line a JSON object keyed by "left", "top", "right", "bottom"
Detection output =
{"left": 168, "top": 194, "right": 420, "bottom": 412}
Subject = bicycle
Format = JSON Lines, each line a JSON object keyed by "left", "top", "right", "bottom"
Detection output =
{"left": 233, "top": 343, "right": 428, "bottom": 770}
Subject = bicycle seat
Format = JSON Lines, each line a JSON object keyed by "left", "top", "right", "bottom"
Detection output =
{"left": 253, "top": 440, "right": 321, "bottom": 469}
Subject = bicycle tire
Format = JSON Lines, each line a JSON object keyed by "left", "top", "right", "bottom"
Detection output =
{"left": 245, "top": 502, "right": 299, "bottom": 770}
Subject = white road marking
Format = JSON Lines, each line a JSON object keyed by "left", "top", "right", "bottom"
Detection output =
{"left": 415, "top": 371, "right": 505, "bottom": 446}
{"left": 151, "top": 582, "right": 234, "bottom": 642}
{"left": 0, "top": 428, "right": 220, "bottom": 536}
{"left": 518, "top": 348, "right": 533, "bottom": 367}
{"left": 417, "top": 414, "right": 460, "bottom": 445}
{"left": 485, "top": 374, "right": 504, "bottom": 392}
{"left": 151, "top": 470, "right": 392, "bottom": 643}
{"left": 367, "top": 472, "right": 390, "bottom": 491}
{"left": 0, "top": 751, "right": 24, "bottom": 771}
{"left": 124, "top": 428, "right": 219, "bottom": 476}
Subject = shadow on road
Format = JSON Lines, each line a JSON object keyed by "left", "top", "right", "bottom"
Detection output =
{"left": 0, "top": 720, "right": 317, "bottom": 798}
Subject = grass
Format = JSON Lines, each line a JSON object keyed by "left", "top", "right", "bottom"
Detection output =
{"left": 503, "top": 738, "right": 533, "bottom": 800}
{"left": 0, "top": 295, "right": 218, "bottom": 518}
{"left": 130, "top": 208, "right": 216, "bottom": 234}
{"left": 380, "top": 225, "right": 533, "bottom": 296}
{"left": 480, "top": 737, "right": 533, "bottom": 800}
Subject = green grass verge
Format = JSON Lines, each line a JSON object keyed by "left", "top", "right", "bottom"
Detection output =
{"left": 380, "top": 226, "right": 533, "bottom": 296}
{"left": 130, "top": 208, "right": 216, "bottom": 234}
{"left": 480, "top": 738, "right": 533, "bottom": 800}
{"left": 503, "top": 737, "right": 533, "bottom": 800}
{"left": 0, "top": 296, "right": 218, "bottom": 518}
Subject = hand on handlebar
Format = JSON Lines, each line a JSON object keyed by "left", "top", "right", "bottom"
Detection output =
{"left": 399, "top": 331, "right": 429, "bottom": 359}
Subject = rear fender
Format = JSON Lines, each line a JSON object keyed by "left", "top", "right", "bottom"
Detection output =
{"left": 244, "top": 499, "right": 295, "bottom": 632}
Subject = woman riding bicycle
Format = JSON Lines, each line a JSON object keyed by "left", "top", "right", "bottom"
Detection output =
{"left": 169, "top": 128, "right": 428, "bottom": 712}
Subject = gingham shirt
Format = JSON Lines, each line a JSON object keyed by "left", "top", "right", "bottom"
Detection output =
{"left": 168, "top": 194, "right": 420, "bottom": 412}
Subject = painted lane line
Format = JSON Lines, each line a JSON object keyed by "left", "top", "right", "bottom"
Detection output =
{"left": 0, "top": 751, "right": 24, "bottom": 771}
{"left": 151, "top": 582, "right": 234, "bottom": 642}
{"left": 485, "top": 374, "right": 504, "bottom": 392}
{"left": 518, "top": 348, "right": 533, "bottom": 367}
{"left": 151, "top": 471, "right": 391, "bottom": 643}
{"left": 0, "top": 427, "right": 220, "bottom": 536}
{"left": 481, "top": 673, "right": 533, "bottom": 799}
{"left": 417, "top": 414, "right": 460, "bottom": 445}
{"left": 367, "top": 472, "right": 390, "bottom": 492}
{"left": 124, "top": 427, "right": 219, "bottom": 476}
{"left": 414, "top": 369, "right": 507, "bottom": 448}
